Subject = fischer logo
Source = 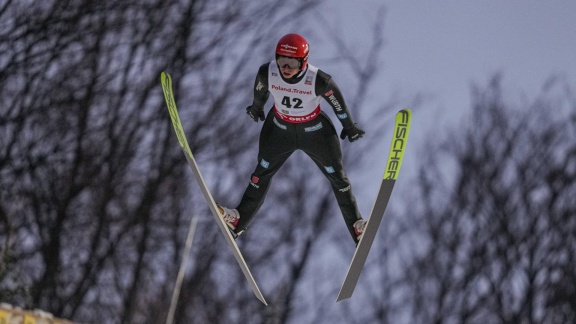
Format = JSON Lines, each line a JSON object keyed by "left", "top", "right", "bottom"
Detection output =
{"left": 385, "top": 110, "right": 410, "bottom": 180}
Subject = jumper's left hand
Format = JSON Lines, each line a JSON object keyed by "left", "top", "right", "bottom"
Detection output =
{"left": 340, "top": 124, "right": 365, "bottom": 142}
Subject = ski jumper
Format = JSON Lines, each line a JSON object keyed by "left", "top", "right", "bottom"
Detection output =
{"left": 235, "top": 61, "right": 363, "bottom": 240}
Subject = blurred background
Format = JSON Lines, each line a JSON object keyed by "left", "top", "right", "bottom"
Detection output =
{"left": 1, "top": 1, "right": 575, "bottom": 323}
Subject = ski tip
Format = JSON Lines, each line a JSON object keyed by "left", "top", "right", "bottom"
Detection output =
{"left": 258, "top": 295, "right": 268, "bottom": 306}
{"left": 160, "top": 71, "right": 170, "bottom": 82}
{"left": 251, "top": 287, "right": 268, "bottom": 305}
{"left": 396, "top": 108, "right": 412, "bottom": 121}
{"left": 396, "top": 108, "right": 412, "bottom": 125}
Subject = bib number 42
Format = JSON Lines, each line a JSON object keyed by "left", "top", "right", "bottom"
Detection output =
{"left": 281, "top": 96, "right": 303, "bottom": 109}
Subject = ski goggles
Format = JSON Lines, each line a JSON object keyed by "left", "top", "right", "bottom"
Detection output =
{"left": 276, "top": 56, "right": 301, "bottom": 69}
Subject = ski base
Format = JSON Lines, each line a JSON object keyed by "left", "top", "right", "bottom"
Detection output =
{"left": 337, "top": 108, "right": 411, "bottom": 302}
{"left": 161, "top": 72, "right": 267, "bottom": 306}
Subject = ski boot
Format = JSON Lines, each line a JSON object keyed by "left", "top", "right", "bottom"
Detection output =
{"left": 353, "top": 219, "right": 367, "bottom": 243}
{"left": 216, "top": 204, "right": 242, "bottom": 238}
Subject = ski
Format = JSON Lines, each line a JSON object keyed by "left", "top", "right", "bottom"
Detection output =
{"left": 160, "top": 72, "right": 268, "bottom": 306}
{"left": 337, "top": 108, "right": 412, "bottom": 302}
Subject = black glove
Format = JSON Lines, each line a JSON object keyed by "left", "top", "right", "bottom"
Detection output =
{"left": 340, "top": 124, "right": 365, "bottom": 142}
{"left": 246, "top": 105, "right": 265, "bottom": 122}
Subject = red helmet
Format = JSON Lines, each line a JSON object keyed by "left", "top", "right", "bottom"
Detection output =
{"left": 275, "top": 33, "right": 309, "bottom": 70}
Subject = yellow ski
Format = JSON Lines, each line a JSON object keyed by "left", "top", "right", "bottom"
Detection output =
{"left": 160, "top": 72, "right": 267, "bottom": 305}
{"left": 337, "top": 108, "right": 412, "bottom": 301}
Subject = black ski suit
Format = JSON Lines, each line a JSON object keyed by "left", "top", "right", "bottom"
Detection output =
{"left": 235, "top": 62, "right": 363, "bottom": 241}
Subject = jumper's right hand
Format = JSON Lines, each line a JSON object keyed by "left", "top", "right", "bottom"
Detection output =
{"left": 246, "top": 105, "right": 265, "bottom": 122}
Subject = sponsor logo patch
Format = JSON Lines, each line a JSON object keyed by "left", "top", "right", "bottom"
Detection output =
{"left": 271, "top": 84, "right": 313, "bottom": 95}
{"left": 273, "top": 117, "right": 287, "bottom": 129}
{"left": 256, "top": 81, "right": 264, "bottom": 91}
{"left": 250, "top": 175, "right": 260, "bottom": 188}
{"left": 281, "top": 44, "right": 297, "bottom": 49}
{"left": 305, "top": 123, "right": 323, "bottom": 132}
{"left": 339, "top": 185, "right": 351, "bottom": 192}
{"left": 327, "top": 94, "right": 342, "bottom": 111}
{"left": 324, "top": 166, "right": 335, "bottom": 173}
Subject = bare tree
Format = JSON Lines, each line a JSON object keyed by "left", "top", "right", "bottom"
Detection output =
{"left": 0, "top": 1, "right": 394, "bottom": 323}
{"left": 398, "top": 75, "right": 576, "bottom": 323}
{"left": 1, "top": 0, "right": 324, "bottom": 321}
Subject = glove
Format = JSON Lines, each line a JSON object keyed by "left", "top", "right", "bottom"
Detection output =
{"left": 246, "top": 105, "right": 265, "bottom": 122}
{"left": 340, "top": 124, "right": 365, "bottom": 142}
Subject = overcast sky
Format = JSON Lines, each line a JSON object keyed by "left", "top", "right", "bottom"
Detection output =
{"left": 306, "top": 0, "right": 576, "bottom": 213}
{"left": 326, "top": 1, "right": 576, "bottom": 118}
